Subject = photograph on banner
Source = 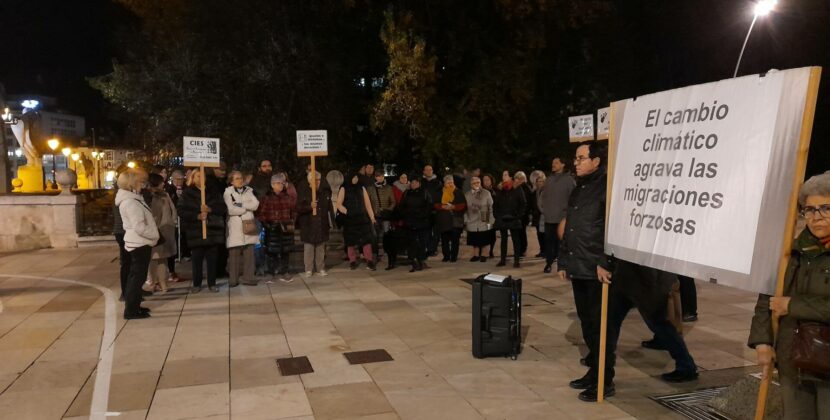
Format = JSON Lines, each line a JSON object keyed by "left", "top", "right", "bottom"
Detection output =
{"left": 297, "top": 130, "right": 328, "bottom": 157}
{"left": 183, "top": 136, "right": 221, "bottom": 167}
{"left": 606, "top": 67, "right": 816, "bottom": 295}
{"left": 597, "top": 107, "right": 610, "bottom": 140}
{"left": 568, "top": 114, "right": 594, "bottom": 142}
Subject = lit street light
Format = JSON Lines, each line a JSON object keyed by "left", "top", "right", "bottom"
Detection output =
{"left": 733, "top": 0, "right": 777, "bottom": 78}
{"left": 47, "top": 138, "right": 60, "bottom": 190}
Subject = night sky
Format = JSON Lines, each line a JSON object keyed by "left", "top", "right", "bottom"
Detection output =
{"left": 1, "top": 0, "right": 828, "bottom": 174}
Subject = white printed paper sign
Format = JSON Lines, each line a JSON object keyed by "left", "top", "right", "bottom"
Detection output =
{"left": 183, "top": 136, "right": 220, "bottom": 168}
{"left": 606, "top": 67, "right": 817, "bottom": 295}
{"left": 597, "top": 107, "right": 610, "bottom": 140}
{"left": 568, "top": 114, "right": 594, "bottom": 142}
{"left": 297, "top": 130, "right": 328, "bottom": 157}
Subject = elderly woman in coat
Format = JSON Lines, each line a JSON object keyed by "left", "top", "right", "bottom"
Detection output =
{"left": 115, "top": 169, "right": 159, "bottom": 319}
{"left": 749, "top": 172, "right": 830, "bottom": 420}
{"left": 464, "top": 176, "right": 495, "bottom": 262}
{"left": 143, "top": 173, "right": 177, "bottom": 294}
{"left": 435, "top": 174, "right": 467, "bottom": 262}
{"left": 224, "top": 170, "right": 260, "bottom": 287}
{"left": 296, "top": 171, "right": 335, "bottom": 277}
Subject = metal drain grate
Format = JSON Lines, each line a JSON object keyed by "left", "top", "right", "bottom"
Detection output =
{"left": 343, "top": 349, "right": 394, "bottom": 365}
{"left": 650, "top": 387, "right": 730, "bottom": 420}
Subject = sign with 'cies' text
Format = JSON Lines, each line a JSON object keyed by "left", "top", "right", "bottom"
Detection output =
{"left": 183, "top": 136, "right": 221, "bottom": 168}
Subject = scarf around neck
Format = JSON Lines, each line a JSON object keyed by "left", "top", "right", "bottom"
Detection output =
{"left": 441, "top": 185, "right": 456, "bottom": 204}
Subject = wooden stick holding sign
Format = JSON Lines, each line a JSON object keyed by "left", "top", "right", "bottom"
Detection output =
{"left": 183, "top": 136, "right": 221, "bottom": 240}
{"left": 297, "top": 130, "right": 329, "bottom": 216}
{"left": 754, "top": 67, "right": 821, "bottom": 420}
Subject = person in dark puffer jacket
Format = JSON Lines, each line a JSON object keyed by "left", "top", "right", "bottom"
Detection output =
{"left": 493, "top": 177, "right": 526, "bottom": 268}
{"left": 178, "top": 169, "right": 228, "bottom": 293}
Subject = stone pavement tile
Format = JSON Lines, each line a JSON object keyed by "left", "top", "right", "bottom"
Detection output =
{"left": 0, "top": 326, "right": 65, "bottom": 350}
{"left": 445, "top": 370, "right": 542, "bottom": 401}
{"left": 231, "top": 334, "right": 291, "bottom": 360}
{"left": 0, "top": 347, "right": 49, "bottom": 376}
{"left": 111, "top": 344, "right": 170, "bottom": 374}
{"left": 364, "top": 351, "right": 457, "bottom": 397}
{"left": 230, "top": 357, "right": 299, "bottom": 390}
{"left": 465, "top": 397, "right": 568, "bottom": 420}
{"left": 158, "top": 356, "right": 230, "bottom": 389}
{"left": 306, "top": 382, "right": 394, "bottom": 420}
{"left": 0, "top": 386, "right": 79, "bottom": 419}
{"left": 65, "top": 370, "right": 160, "bottom": 416}
{"left": 113, "top": 323, "right": 177, "bottom": 348}
{"left": 6, "top": 359, "right": 96, "bottom": 392}
{"left": 166, "top": 331, "right": 230, "bottom": 361}
{"left": 64, "top": 408, "right": 149, "bottom": 420}
{"left": 38, "top": 335, "right": 102, "bottom": 363}
{"left": 538, "top": 385, "right": 631, "bottom": 420}
{"left": 231, "top": 383, "right": 313, "bottom": 420}
{"left": 22, "top": 310, "right": 85, "bottom": 328}
{"left": 384, "top": 392, "right": 483, "bottom": 420}
{"left": 300, "top": 350, "right": 373, "bottom": 389}
{"left": 147, "top": 382, "right": 230, "bottom": 420}
{"left": 230, "top": 314, "right": 284, "bottom": 337}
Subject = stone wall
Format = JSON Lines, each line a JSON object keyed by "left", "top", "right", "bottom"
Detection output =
{"left": 0, "top": 194, "right": 80, "bottom": 252}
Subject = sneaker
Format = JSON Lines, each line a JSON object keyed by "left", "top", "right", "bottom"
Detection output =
{"left": 682, "top": 313, "right": 698, "bottom": 322}
{"left": 367, "top": 262, "right": 377, "bottom": 271}
{"left": 208, "top": 286, "right": 220, "bottom": 293}
{"left": 190, "top": 286, "right": 203, "bottom": 294}
{"left": 319, "top": 270, "right": 329, "bottom": 277}
{"left": 661, "top": 369, "right": 699, "bottom": 383}
{"left": 279, "top": 276, "right": 295, "bottom": 284}
{"left": 301, "top": 271, "right": 313, "bottom": 278}
{"left": 578, "top": 384, "right": 615, "bottom": 402}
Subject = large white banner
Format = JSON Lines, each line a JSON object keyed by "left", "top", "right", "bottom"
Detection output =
{"left": 606, "top": 67, "right": 816, "bottom": 295}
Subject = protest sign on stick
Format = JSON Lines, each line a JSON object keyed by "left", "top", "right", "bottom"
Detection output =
{"left": 184, "top": 136, "right": 221, "bottom": 239}
{"left": 297, "top": 130, "right": 328, "bottom": 215}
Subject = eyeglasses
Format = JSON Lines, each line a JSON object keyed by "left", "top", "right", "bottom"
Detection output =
{"left": 573, "top": 156, "right": 592, "bottom": 164}
{"left": 800, "top": 204, "right": 830, "bottom": 220}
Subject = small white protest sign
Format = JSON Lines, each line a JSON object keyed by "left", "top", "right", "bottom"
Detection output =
{"left": 297, "top": 130, "right": 328, "bottom": 157}
{"left": 568, "top": 114, "right": 594, "bottom": 142}
{"left": 183, "top": 136, "right": 220, "bottom": 167}
{"left": 596, "top": 107, "right": 610, "bottom": 140}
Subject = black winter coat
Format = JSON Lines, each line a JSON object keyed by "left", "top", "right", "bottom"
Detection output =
{"left": 558, "top": 168, "right": 611, "bottom": 280}
{"left": 178, "top": 185, "right": 228, "bottom": 248}
{"left": 492, "top": 186, "right": 526, "bottom": 230}
{"left": 398, "top": 187, "right": 433, "bottom": 230}
{"left": 264, "top": 223, "right": 294, "bottom": 255}
{"left": 434, "top": 188, "right": 467, "bottom": 233}
{"left": 296, "top": 183, "right": 335, "bottom": 245}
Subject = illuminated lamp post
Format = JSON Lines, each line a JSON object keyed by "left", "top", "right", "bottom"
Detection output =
{"left": 733, "top": 0, "right": 777, "bottom": 78}
{"left": 47, "top": 138, "right": 60, "bottom": 189}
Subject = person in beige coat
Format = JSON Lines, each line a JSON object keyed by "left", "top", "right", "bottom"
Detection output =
{"left": 224, "top": 171, "right": 261, "bottom": 286}
{"left": 143, "top": 173, "right": 177, "bottom": 294}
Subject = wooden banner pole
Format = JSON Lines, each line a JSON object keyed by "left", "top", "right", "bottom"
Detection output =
{"left": 754, "top": 66, "right": 821, "bottom": 420}
{"left": 200, "top": 163, "right": 207, "bottom": 240}
{"left": 311, "top": 155, "right": 318, "bottom": 216}
{"left": 597, "top": 103, "right": 619, "bottom": 403}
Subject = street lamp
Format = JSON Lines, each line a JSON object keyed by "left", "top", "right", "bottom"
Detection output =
{"left": 733, "top": 0, "right": 777, "bottom": 78}
{"left": 47, "top": 138, "right": 60, "bottom": 190}
{"left": 127, "top": 161, "right": 136, "bottom": 169}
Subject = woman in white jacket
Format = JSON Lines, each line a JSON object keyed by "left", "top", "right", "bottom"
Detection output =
{"left": 224, "top": 171, "right": 260, "bottom": 287}
{"left": 115, "top": 169, "right": 159, "bottom": 320}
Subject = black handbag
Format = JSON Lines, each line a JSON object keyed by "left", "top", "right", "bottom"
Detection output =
{"left": 791, "top": 322, "right": 830, "bottom": 377}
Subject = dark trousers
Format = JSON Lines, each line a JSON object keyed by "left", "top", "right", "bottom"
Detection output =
{"left": 499, "top": 228, "right": 522, "bottom": 263}
{"left": 440, "top": 228, "right": 462, "bottom": 260}
{"left": 428, "top": 225, "right": 439, "bottom": 255}
{"left": 678, "top": 275, "right": 698, "bottom": 316}
{"left": 544, "top": 223, "right": 560, "bottom": 265}
{"left": 536, "top": 227, "right": 546, "bottom": 256}
{"left": 115, "top": 233, "right": 131, "bottom": 299}
{"left": 216, "top": 244, "right": 229, "bottom": 277}
{"left": 408, "top": 228, "right": 431, "bottom": 262}
{"left": 572, "top": 279, "right": 602, "bottom": 371}
{"left": 191, "top": 245, "right": 218, "bottom": 287}
{"left": 597, "top": 266, "right": 697, "bottom": 383}
{"left": 125, "top": 245, "right": 151, "bottom": 316}
{"left": 266, "top": 252, "right": 290, "bottom": 274}
{"left": 517, "top": 217, "right": 529, "bottom": 256}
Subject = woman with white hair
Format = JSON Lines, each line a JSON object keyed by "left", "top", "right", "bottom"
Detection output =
{"left": 464, "top": 176, "right": 494, "bottom": 262}
{"left": 114, "top": 169, "right": 159, "bottom": 319}
{"left": 435, "top": 174, "right": 467, "bottom": 262}
{"left": 224, "top": 170, "right": 260, "bottom": 287}
{"left": 749, "top": 171, "right": 830, "bottom": 419}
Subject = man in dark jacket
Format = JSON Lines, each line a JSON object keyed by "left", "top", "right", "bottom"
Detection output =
{"left": 250, "top": 160, "right": 273, "bottom": 199}
{"left": 540, "top": 157, "right": 575, "bottom": 273}
{"left": 421, "top": 165, "right": 443, "bottom": 256}
{"left": 398, "top": 177, "right": 433, "bottom": 272}
{"left": 557, "top": 141, "right": 612, "bottom": 400}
